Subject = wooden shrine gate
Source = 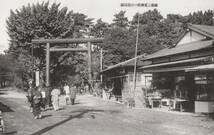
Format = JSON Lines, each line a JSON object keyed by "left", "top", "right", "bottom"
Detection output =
{"left": 32, "top": 38, "right": 103, "bottom": 87}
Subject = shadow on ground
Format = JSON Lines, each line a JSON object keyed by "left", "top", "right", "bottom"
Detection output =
{"left": 0, "top": 102, "right": 14, "bottom": 112}
{"left": 0, "top": 92, "right": 6, "bottom": 95}
{"left": 30, "top": 109, "right": 106, "bottom": 135}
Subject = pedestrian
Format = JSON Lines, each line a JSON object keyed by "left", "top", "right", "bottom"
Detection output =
{"left": 51, "top": 87, "right": 61, "bottom": 111}
{"left": 107, "top": 86, "right": 114, "bottom": 100}
{"left": 63, "top": 83, "right": 70, "bottom": 105}
{"left": 32, "top": 87, "right": 43, "bottom": 119}
{"left": 26, "top": 86, "right": 33, "bottom": 113}
{"left": 38, "top": 85, "right": 46, "bottom": 110}
{"left": 70, "top": 84, "right": 77, "bottom": 105}
{"left": 26, "top": 79, "right": 33, "bottom": 112}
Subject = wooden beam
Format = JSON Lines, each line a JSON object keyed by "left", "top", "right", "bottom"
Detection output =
{"left": 46, "top": 43, "right": 50, "bottom": 87}
{"left": 50, "top": 48, "right": 88, "bottom": 52}
{"left": 32, "top": 38, "right": 104, "bottom": 44}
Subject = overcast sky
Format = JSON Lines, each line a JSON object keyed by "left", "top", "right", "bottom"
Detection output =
{"left": 0, "top": 0, "right": 213, "bottom": 53}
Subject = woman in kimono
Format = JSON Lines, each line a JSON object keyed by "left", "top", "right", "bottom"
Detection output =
{"left": 32, "top": 87, "right": 42, "bottom": 119}
{"left": 51, "top": 87, "right": 61, "bottom": 111}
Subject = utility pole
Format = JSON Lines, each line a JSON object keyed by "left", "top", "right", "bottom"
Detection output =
{"left": 132, "top": 13, "right": 140, "bottom": 98}
{"left": 100, "top": 48, "right": 103, "bottom": 82}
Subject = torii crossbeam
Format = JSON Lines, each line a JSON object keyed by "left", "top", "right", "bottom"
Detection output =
{"left": 32, "top": 38, "right": 103, "bottom": 87}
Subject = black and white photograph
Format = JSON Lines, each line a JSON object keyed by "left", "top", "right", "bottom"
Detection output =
{"left": 0, "top": 0, "right": 213, "bottom": 134}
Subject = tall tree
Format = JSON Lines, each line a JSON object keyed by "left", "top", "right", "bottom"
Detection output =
{"left": 187, "top": 10, "right": 214, "bottom": 25}
{"left": 91, "top": 19, "right": 109, "bottom": 38}
{"left": 6, "top": 2, "right": 93, "bottom": 87}
{"left": 132, "top": 9, "right": 163, "bottom": 25}
{"left": 112, "top": 11, "right": 129, "bottom": 28}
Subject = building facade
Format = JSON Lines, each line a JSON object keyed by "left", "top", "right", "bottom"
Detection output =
{"left": 140, "top": 24, "right": 214, "bottom": 113}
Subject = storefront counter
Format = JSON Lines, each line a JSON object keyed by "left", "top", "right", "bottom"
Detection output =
{"left": 195, "top": 101, "right": 214, "bottom": 113}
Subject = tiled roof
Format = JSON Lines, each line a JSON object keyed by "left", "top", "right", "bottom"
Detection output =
{"left": 144, "top": 40, "right": 214, "bottom": 60}
{"left": 144, "top": 24, "right": 214, "bottom": 60}
{"left": 188, "top": 24, "right": 214, "bottom": 38}
{"left": 101, "top": 55, "right": 145, "bottom": 72}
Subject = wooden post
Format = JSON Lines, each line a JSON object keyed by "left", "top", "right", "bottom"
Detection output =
{"left": 100, "top": 48, "right": 103, "bottom": 82}
{"left": 46, "top": 43, "right": 50, "bottom": 87}
{"left": 88, "top": 42, "right": 92, "bottom": 90}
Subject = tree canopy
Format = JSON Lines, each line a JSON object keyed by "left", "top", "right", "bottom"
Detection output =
{"left": 6, "top": 2, "right": 93, "bottom": 87}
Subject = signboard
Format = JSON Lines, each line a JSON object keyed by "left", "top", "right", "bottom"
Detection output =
{"left": 195, "top": 74, "right": 214, "bottom": 84}
{"left": 35, "top": 71, "right": 39, "bottom": 86}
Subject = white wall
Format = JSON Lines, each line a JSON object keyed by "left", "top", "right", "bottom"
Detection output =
{"left": 177, "top": 31, "right": 206, "bottom": 45}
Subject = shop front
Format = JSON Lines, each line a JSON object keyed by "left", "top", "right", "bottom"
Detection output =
{"left": 186, "top": 64, "right": 214, "bottom": 113}
{"left": 147, "top": 70, "right": 195, "bottom": 112}
{"left": 138, "top": 24, "right": 214, "bottom": 112}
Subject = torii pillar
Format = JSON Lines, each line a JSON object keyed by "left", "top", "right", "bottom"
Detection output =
{"left": 46, "top": 43, "right": 50, "bottom": 87}
{"left": 87, "top": 42, "right": 92, "bottom": 87}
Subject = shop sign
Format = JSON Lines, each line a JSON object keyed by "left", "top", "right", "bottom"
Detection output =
{"left": 195, "top": 74, "right": 214, "bottom": 84}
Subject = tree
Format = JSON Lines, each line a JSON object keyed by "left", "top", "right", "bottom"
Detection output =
{"left": 91, "top": 18, "right": 109, "bottom": 38}
{"left": 187, "top": 10, "right": 214, "bottom": 25}
{"left": 112, "top": 11, "right": 129, "bottom": 28}
{"left": 0, "top": 54, "right": 15, "bottom": 87}
{"left": 6, "top": 2, "right": 93, "bottom": 87}
{"left": 102, "top": 9, "right": 165, "bottom": 67}
{"left": 103, "top": 27, "right": 130, "bottom": 66}
{"left": 132, "top": 9, "right": 163, "bottom": 25}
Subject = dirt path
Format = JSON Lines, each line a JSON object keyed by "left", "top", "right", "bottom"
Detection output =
{"left": 0, "top": 88, "right": 214, "bottom": 135}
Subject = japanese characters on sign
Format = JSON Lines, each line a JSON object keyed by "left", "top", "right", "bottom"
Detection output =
{"left": 120, "top": 3, "right": 158, "bottom": 7}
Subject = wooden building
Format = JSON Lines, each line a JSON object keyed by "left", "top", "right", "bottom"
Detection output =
{"left": 101, "top": 55, "right": 152, "bottom": 107}
{"left": 139, "top": 24, "right": 214, "bottom": 113}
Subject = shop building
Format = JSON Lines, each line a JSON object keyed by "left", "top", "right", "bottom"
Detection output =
{"left": 139, "top": 24, "right": 214, "bottom": 113}
{"left": 101, "top": 55, "right": 152, "bottom": 107}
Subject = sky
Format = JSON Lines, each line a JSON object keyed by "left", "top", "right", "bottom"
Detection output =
{"left": 0, "top": 0, "right": 213, "bottom": 53}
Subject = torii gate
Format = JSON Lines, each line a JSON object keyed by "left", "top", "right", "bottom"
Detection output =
{"left": 32, "top": 38, "right": 103, "bottom": 87}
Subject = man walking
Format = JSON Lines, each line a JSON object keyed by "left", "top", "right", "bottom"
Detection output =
{"left": 64, "top": 83, "right": 70, "bottom": 105}
{"left": 70, "top": 84, "right": 77, "bottom": 105}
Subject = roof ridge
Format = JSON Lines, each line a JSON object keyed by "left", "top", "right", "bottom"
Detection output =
{"left": 189, "top": 24, "right": 214, "bottom": 38}
{"left": 174, "top": 39, "right": 213, "bottom": 49}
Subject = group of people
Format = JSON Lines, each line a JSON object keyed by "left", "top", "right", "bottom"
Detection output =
{"left": 26, "top": 83, "right": 77, "bottom": 119}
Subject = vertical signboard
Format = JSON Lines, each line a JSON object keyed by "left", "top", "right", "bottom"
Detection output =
{"left": 36, "top": 71, "right": 39, "bottom": 86}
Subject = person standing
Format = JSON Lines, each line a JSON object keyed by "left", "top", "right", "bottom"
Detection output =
{"left": 32, "top": 87, "right": 42, "bottom": 119}
{"left": 38, "top": 85, "right": 46, "bottom": 110}
{"left": 26, "top": 79, "right": 34, "bottom": 112}
{"left": 26, "top": 86, "right": 33, "bottom": 112}
{"left": 70, "top": 84, "right": 77, "bottom": 105}
{"left": 63, "top": 83, "right": 70, "bottom": 105}
{"left": 51, "top": 87, "right": 61, "bottom": 111}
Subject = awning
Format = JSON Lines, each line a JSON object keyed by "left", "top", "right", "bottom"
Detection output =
{"left": 143, "top": 65, "right": 197, "bottom": 73}
{"left": 185, "top": 64, "right": 214, "bottom": 72}
{"left": 140, "top": 56, "right": 210, "bottom": 69}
